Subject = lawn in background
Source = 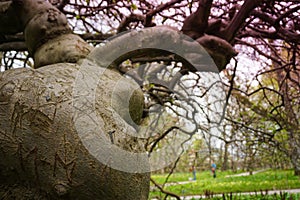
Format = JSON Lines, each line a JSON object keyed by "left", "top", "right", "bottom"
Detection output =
{"left": 150, "top": 169, "right": 300, "bottom": 198}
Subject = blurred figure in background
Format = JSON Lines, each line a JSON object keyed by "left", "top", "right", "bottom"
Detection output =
{"left": 211, "top": 161, "right": 217, "bottom": 178}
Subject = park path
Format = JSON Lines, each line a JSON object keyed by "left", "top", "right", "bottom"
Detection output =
{"left": 163, "top": 169, "right": 268, "bottom": 187}
{"left": 224, "top": 169, "right": 268, "bottom": 178}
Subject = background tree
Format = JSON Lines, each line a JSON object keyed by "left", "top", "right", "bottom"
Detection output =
{"left": 224, "top": 39, "right": 300, "bottom": 175}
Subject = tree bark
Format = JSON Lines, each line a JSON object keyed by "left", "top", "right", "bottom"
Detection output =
{"left": 0, "top": 64, "right": 149, "bottom": 199}
{"left": 7, "top": 0, "right": 92, "bottom": 68}
{"left": 0, "top": 1, "right": 22, "bottom": 34}
{"left": 221, "top": 142, "right": 229, "bottom": 171}
{"left": 181, "top": 0, "right": 213, "bottom": 39}
{"left": 221, "top": 0, "right": 264, "bottom": 42}
{"left": 0, "top": 0, "right": 150, "bottom": 199}
{"left": 274, "top": 55, "right": 300, "bottom": 177}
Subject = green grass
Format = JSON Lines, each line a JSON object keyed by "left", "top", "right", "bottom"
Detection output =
{"left": 150, "top": 169, "right": 300, "bottom": 198}
{"left": 206, "top": 193, "right": 300, "bottom": 200}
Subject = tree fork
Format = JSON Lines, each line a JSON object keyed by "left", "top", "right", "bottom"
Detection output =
{"left": 10, "top": 0, "right": 92, "bottom": 68}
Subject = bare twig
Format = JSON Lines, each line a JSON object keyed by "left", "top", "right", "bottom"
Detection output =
{"left": 150, "top": 178, "right": 181, "bottom": 200}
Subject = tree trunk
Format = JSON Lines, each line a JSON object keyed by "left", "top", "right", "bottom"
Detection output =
{"left": 0, "top": 64, "right": 149, "bottom": 199}
{"left": 273, "top": 45, "right": 300, "bottom": 177}
{"left": 289, "top": 132, "right": 300, "bottom": 176}
{"left": 221, "top": 142, "right": 229, "bottom": 171}
{"left": 292, "top": 160, "right": 300, "bottom": 176}
{"left": 0, "top": 0, "right": 150, "bottom": 199}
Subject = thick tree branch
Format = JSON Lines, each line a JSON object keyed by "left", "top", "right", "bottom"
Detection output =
{"left": 221, "top": 0, "right": 264, "bottom": 42}
{"left": 0, "top": 32, "right": 114, "bottom": 50}
{"left": 0, "top": 1, "right": 22, "bottom": 34}
{"left": 251, "top": 10, "right": 300, "bottom": 43}
{"left": 181, "top": 0, "right": 213, "bottom": 39}
{"left": 2, "top": 0, "right": 92, "bottom": 68}
{"left": 275, "top": 5, "right": 300, "bottom": 24}
{"left": 0, "top": 41, "right": 27, "bottom": 51}
{"left": 117, "top": 14, "right": 146, "bottom": 32}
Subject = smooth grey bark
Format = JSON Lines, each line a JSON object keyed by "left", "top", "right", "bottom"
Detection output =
{"left": 0, "top": 64, "right": 149, "bottom": 199}
{"left": 0, "top": 0, "right": 149, "bottom": 199}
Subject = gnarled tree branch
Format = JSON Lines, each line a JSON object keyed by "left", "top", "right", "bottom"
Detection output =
{"left": 181, "top": 0, "right": 213, "bottom": 39}
{"left": 221, "top": 0, "right": 264, "bottom": 42}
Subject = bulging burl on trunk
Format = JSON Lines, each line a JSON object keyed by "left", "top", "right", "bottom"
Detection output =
{"left": 0, "top": 63, "right": 149, "bottom": 199}
{"left": 197, "top": 35, "right": 237, "bottom": 70}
